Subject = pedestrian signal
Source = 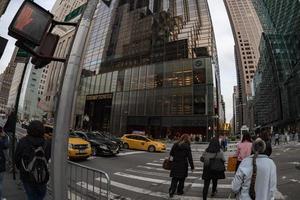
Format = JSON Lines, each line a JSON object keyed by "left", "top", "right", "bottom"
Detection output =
{"left": 8, "top": 0, "right": 53, "bottom": 46}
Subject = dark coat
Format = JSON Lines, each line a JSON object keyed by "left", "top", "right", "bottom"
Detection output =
{"left": 263, "top": 140, "right": 272, "bottom": 156}
{"left": 0, "top": 134, "right": 8, "bottom": 172}
{"left": 201, "top": 151, "right": 226, "bottom": 180}
{"left": 15, "top": 135, "right": 51, "bottom": 182}
{"left": 170, "top": 142, "right": 194, "bottom": 178}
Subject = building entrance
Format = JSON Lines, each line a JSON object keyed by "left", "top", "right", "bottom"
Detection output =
{"left": 84, "top": 93, "right": 112, "bottom": 131}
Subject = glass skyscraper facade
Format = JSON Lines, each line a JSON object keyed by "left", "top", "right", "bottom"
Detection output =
{"left": 75, "top": 0, "right": 223, "bottom": 139}
{"left": 252, "top": 0, "right": 300, "bottom": 128}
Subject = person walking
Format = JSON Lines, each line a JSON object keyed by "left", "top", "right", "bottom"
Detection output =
{"left": 274, "top": 132, "right": 280, "bottom": 145}
{"left": 200, "top": 138, "right": 225, "bottom": 199}
{"left": 15, "top": 121, "right": 51, "bottom": 200}
{"left": 259, "top": 130, "right": 272, "bottom": 156}
{"left": 169, "top": 134, "right": 194, "bottom": 197}
{"left": 235, "top": 132, "right": 252, "bottom": 171}
{"left": 232, "top": 138, "right": 277, "bottom": 199}
{"left": 0, "top": 127, "right": 8, "bottom": 200}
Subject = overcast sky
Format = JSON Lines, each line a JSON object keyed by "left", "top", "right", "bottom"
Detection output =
{"left": 0, "top": 0, "right": 236, "bottom": 122}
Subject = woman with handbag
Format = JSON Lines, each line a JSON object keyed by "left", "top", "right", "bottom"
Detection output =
{"left": 200, "top": 138, "right": 225, "bottom": 200}
{"left": 169, "top": 134, "right": 194, "bottom": 198}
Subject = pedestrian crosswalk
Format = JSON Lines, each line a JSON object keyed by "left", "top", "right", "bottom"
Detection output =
{"left": 72, "top": 156, "right": 234, "bottom": 199}
{"left": 73, "top": 153, "right": 286, "bottom": 200}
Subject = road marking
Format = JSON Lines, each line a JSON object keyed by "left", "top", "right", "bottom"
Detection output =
{"left": 125, "top": 169, "right": 198, "bottom": 179}
{"left": 68, "top": 191, "right": 85, "bottom": 200}
{"left": 76, "top": 181, "right": 131, "bottom": 200}
{"left": 136, "top": 165, "right": 234, "bottom": 177}
{"left": 113, "top": 172, "right": 232, "bottom": 188}
{"left": 275, "top": 191, "right": 287, "bottom": 199}
{"left": 288, "top": 161, "right": 300, "bottom": 165}
{"left": 158, "top": 159, "right": 201, "bottom": 163}
{"left": 95, "top": 177, "right": 233, "bottom": 200}
{"left": 117, "top": 151, "right": 146, "bottom": 156}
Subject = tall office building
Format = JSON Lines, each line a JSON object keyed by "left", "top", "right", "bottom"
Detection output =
{"left": 252, "top": 0, "right": 300, "bottom": 128}
{"left": 232, "top": 85, "right": 239, "bottom": 134}
{"left": 51, "top": 0, "right": 86, "bottom": 21}
{"left": 74, "top": 0, "right": 223, "bottom": 139}
{"left": 40, "top": 0, "right": 86, "bottom": 119}
{"left": 0, "top": 62, "right": 15, "bottom": 112}
{"left": 224, "top": 0, "right": 263, "bottom": 131}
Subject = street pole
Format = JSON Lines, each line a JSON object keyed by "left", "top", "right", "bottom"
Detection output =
{"left": 51, "top": 0, "right": 99, "bottom": 199}
{"left": 11, "top": 58, "right": 29, "bottom": 180}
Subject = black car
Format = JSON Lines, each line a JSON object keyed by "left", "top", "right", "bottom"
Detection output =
{"left": 96, "top": 131, "right": 123, "bottom": 149}
{"left": 73, "top": 131, "right": 119, "bottom": 156}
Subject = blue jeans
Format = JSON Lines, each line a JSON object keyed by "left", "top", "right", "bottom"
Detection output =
{"left": 0, "top": 172, "right": 3, "bottom": 199}
{"left": 22, "top": 181, "right": 47, "bottom": 200}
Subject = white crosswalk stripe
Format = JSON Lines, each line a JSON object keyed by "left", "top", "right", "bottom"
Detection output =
{"left": 73, "top": 156, "right": 285, "bottom": 200}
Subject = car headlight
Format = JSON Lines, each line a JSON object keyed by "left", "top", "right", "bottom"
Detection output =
{"left": 87, "top": 143, "right": 91, "bottom": 148}
{"left": 99, "top": 144, "right": 108, "bottom": 150}
{"left": 68, "top": 144, "right": 73, "bottom": 149}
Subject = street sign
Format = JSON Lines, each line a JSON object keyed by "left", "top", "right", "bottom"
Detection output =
{"left": 8, "top": 0, "right": 53, "bottom": 46}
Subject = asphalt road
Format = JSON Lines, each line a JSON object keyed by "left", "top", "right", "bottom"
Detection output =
{"left": 1, "top": 119, "right": 298, "bottom": 199}
{"left": 70, "top": 142, "right": 298, "bottom": 200}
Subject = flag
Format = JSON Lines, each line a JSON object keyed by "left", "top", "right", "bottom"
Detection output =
{"left": 102, "top": 0, "right": 112, "bottom": 7}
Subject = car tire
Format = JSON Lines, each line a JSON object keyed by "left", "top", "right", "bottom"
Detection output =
{"left": 92, "top": 146, "right": 97, "bottom": 156}
{"left": 148, "top": 145, "right": 156, "bottom": 152}
{"left": 123, "top": 143, "right": 129, "bottom": 149}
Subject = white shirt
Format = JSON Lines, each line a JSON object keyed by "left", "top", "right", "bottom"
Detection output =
{"left": 232, "top": 155, "right": 277, "bottom": 200}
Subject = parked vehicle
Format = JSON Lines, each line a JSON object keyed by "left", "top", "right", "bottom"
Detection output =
{"left": 73, "top": 131, "right": 119, "bottom": 156}
{"left": 96, "top": 131, "right": 123, "bottom": 149}
{"left": 68, "top": 132, "right": 92, "bottom": 160}
{"left": 121, "top": 134, "right": 166, "bottom": 152}
{"left": 44, "top": 125, "right": 92, "bottom": 160}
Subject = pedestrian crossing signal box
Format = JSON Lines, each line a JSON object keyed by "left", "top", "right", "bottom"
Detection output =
{"left": 8, "top": 0, "right": 53, "bottom": 46}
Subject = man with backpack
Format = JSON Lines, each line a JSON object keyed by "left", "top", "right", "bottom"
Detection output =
{"left": 15, "top": 120, "right": 51, "bottom": 200}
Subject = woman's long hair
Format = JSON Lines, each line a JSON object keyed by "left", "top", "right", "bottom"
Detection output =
{"left": 178, "top": 134, "right": 191, "bottom": 145}
{"left": 249, "top": 138, "right": 266, "bottom": 200}
{"left": 206, "top": 138, "right": 221, "bottom": 153}
{"left": 242, "top": 132, "right": 252, "bottom": 143}
{"left": 259, "top": 130, "right": 270, "bottom": 142}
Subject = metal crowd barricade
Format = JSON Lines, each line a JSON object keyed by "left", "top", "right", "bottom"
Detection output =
{"left": 67, "top": 161, "right": 111, "bottom": 200}
{"left": 48, "top": 161, "right": 111, "bottom": 200}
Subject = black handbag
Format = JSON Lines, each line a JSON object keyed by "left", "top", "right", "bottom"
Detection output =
{"left": 162, "top": 157, "right": 172, "bottom": 170}
{"left": 209, "top": 153, "right": 225, "bottom": 172}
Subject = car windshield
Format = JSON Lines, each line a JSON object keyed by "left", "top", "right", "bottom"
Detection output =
{"left": 69, "top": 132, "right": 79, "bottom": 138}
{"left": 87, "top": 132, "right": 103, "bottom": 140}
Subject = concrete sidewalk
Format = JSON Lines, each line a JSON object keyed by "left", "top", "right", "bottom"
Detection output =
{"left": 3, "top": 172, "right": 26, "bottom": 200}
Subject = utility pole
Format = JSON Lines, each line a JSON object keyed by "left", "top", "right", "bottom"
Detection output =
{"left": 51, "top": 0, "right": 99, "bottom": 199}
{"left": 11, "top": 57, "right": 29, "bottom": 180}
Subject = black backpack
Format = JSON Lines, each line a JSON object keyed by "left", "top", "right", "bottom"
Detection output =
{"left": 22, "top": 143, "right": 49, "bottom": 184}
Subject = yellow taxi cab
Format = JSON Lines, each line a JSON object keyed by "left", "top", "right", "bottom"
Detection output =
{"left": 121, "top": 134, "right": 166, "bottom": 152}
{"left": 44, "top": 125, "right": 92, "bottom": 160}
{"left": 68, "top": 132, "right": 92, "bottom": 160}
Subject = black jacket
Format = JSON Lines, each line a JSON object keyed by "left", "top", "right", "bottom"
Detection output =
{"left": 170, "top": 142, "right": 194, "bottom": 178}
{"left": 15, "top": 135, "right": 51, "bottom": 182}
{"left": 0, "top": 135, "right": 8, "bottom": 172}
{"left": 263, "top": 140, "right": 272, "bottom": 156}
{"left": 201, "top": 151, "right": 226, "bottom": 180}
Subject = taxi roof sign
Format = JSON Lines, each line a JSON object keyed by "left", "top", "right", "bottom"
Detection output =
{"left": 8, "top": 0, "right": 53, "bottom": 46}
